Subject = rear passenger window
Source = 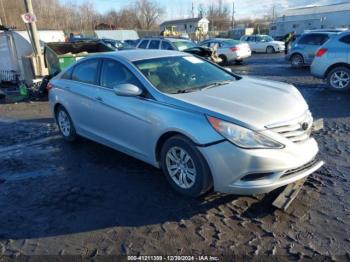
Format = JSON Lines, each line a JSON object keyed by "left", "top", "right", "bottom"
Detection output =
{"left": 298, "top": 34, "right": 329, "bottom": 45}
{"left": 148, "top": 40, "right": 160, "bottom": 49}
{"left": 209, "top": 42, "right": 221, "bottom": 48}
{"left": 161, "top": 41, "right": 174, "bottom": 50}
{"left": 61, "top": 67, "right": 73, "bottom": 80}
{"left": 72, "top": 59, "right": 99, "bottom": 84}
{"left": 340, "top": 35, "right": 350, "bottom": 44}
{"left": 138, "top": 40, "right": 149, "bottom": 49}
{"left": 100, "top": 59, "right": 141, "bottom": 89}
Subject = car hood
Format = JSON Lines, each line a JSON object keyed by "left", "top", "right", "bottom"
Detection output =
{"left": 167, "top": 77, "right": 308, "bottom": 130}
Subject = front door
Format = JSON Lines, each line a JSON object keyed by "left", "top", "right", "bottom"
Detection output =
{"left": 94, "top": 58, "right": 153, "bottom": 160}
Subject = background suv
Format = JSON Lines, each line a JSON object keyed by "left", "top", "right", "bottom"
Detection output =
{"left": 287, "top": 30, "right": 342, "bottom": 68}
{"left": 136, "top": 37, "right": 196, "bottom": 51}
{"left": 311, "top": 31, "right": 350, "bottom": 91}
{"left": 240, "top": 34, "right": 285, "bottom": 53}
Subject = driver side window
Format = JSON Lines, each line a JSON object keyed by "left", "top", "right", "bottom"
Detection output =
{"left": 100, "top": 59, "right": 141, "bottom": 89}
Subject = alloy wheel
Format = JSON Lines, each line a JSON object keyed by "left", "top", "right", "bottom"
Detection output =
{"left": 330, "top": 70, "right": 350, "bottom": 89}
{"left": 165, "top": 146, "right": 196, "bottom": 189}
{"left": 291, "top": 54, "right": 303, "bottom": 68}
{"left": 58, "top": 110, "right": 71, "bottom": 137}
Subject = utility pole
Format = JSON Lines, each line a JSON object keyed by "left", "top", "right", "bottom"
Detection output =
{"left": 272, "top": 5, "right": 275, "bottom": 22}
{"left": 231, "top": 1, "right": 235, "bottom": 29}
{"left": 23, "top": 0, "right": 45, "bottom": 76}
{"left": 0, "top": 0, "right": 7, "bottom": 25}
{"left": 191, "top": 1, "right": 194, "bottom": 18}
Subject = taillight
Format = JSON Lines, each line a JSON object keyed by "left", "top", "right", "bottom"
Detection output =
{"left": 46, "top": 82, "right": 53, "bottom": 91}
{"left": 230, "top": 46, "right": 240, "bottom": 52}
{"left": 315, "top": 48, "right": 328, "bottom": 57}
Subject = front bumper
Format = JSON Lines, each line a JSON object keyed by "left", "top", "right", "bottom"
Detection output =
{"left": 198, "top": 137, "right": 322, "bottom": 195}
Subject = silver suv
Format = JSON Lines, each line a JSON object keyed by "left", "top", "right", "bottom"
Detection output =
{"left": 287, "top": 31, "right": 342, "bottom": 68}
{"left": 136, "top": 37, "right": 196, "bottom": 51}
{"left": 311, "top": 31, "right": 350, "bottom": 91}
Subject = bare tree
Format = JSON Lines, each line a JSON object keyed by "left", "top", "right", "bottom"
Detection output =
{"left": 134, "top": 0, "right": 164, "bottom": 30}
{"left": 206, "top": 1, "right": 231, "bottom": 31}
{"left": 0, "top": 0, "right": 165, "bottom": 32}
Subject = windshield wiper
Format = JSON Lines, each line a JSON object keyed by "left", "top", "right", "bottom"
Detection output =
{"left": 199, "top": 80, "right": 233, "bottom": 90}
{"left": 171, "top": 88, "right": 201, "bottom": 94}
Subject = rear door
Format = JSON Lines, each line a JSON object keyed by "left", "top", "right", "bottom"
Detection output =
{"left": 247, "top": 36, "right": 257, "bottom": 51}
{"left": 59, "top": 58, "right": 102, "bottom": 135}
{"left": 298, "top": 34, "right": 329, "bottom": 64}
{"left": 339, "top": 34, "right": 350, "bottom": 63}
{"left": 254, "top": 35, "right": 266, "bottom": 52}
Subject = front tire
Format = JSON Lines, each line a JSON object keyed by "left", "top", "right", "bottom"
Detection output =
{"left": 327, "top": 67, "right": 350, "bottom": 92}
{"left": 266, "top": 46, "right": 275, "bottom": 54}
{"left": 55, "top": 105, "right": 77, "bottom": 142}
{"left": 219, "top": 55, "right": 228, "bottom": 66}
{"left": 160, "top": 135, "right": 212, "bottom": 197}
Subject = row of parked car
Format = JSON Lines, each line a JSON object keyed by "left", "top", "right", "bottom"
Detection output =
{"left": 287, "top": 29, "right": 350, "bottom": 91}
{"left": 69, "top": 31, "right": 350, "bottom": 92}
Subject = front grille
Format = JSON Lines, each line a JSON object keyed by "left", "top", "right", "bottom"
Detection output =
{"left": 267, "top": 111, "right": 313, "bottom": 143}
{"left": 280, "top": 158, "right": 319, "bottom": 179}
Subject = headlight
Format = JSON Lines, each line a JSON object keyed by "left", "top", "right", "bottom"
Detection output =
{"left": 207, "top": 116, "right": 284, "bottom": 149}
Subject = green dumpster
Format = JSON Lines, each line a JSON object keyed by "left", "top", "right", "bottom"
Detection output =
{"left": 44, "top": 42, "right": 114, "bottom": 76}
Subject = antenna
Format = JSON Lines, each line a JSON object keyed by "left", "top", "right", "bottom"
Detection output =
{"left": 192, "top": 1, "right": 194, "bottom": 18}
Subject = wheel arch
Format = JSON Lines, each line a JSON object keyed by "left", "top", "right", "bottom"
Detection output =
{"left": 155, "top": 131, "right": 196, "bottom": 164}
{"left": 325, "top": 63, "right": 350, "bottom": 78}
{"left": 289, "top": 52, "right": 304, "bottom": 61}
{"left": 266, "top": 45, "right": 275, "bottom": 52}
{"left": 54, "top": 103, "right": 63, "bottom": 116}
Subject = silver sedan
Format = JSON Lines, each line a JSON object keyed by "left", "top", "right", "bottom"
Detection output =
{"left": 48, "top": 50, "right": 323, "bottom": 197}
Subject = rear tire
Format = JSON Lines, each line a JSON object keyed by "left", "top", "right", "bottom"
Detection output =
{"left": 160, "top": 135, "right": 212, "bottom": 197}
{"left": 327, "top": 67, "right": 350, "bottom": 92}
{"left": 55, "top": 105, "right": 77, "bottom": 142}
{"left": 291, "top": 54, "right": 304, "bottom": 68}
{"left": 266, "top": 46, "right": 275, "bottom": 54}
{"left": 219, "top": 55, "right": 228, "bottom": 66}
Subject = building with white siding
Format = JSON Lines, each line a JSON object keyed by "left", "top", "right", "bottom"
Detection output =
{"left": 269, "top": 2, "right": 350, "bottom": 38}
{"left": 160, "top": 17, "right": 209, "bottom": 35}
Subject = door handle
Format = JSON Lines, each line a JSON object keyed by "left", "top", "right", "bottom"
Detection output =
{"left": 95, "top": 97, "right": 103, "bottom": 102}
{"left": 65, "top": 86, "right": 70, "bottom": 90}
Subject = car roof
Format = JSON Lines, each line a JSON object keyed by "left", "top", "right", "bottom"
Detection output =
{"left": 203, "top": 38, "right": 231, "bottom": 41}
{"left": 140, "top": 37, "right": 192, "bottom": 42}
{"left": 302, "top": 31, "right": 343, "bottom": 35}
{"left": 95, "top": 49, "right": 186, "bottom": 62}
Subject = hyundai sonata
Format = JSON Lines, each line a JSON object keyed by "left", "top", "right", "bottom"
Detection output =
{"left": 48, "top": 50, "right": 323, "bottom": 197}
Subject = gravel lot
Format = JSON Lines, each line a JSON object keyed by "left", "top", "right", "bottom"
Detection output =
{"left": 0, "top": 53, "right": 349, "bottom": 260}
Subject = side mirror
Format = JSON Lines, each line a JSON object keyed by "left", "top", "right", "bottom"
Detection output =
{"left": 113, "top": 84, "right": 143, "bottom": 97}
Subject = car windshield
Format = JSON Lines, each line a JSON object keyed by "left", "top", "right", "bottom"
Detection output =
{"left": 134, "top": 56, "right": 237, "bottom": 94}
{"left": 173, "top": 41, "right": 197, "bottom": 51}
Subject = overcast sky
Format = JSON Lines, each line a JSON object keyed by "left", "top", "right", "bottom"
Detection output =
{"left": 61, "top": 0, "right": 348, "bottom": 20}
